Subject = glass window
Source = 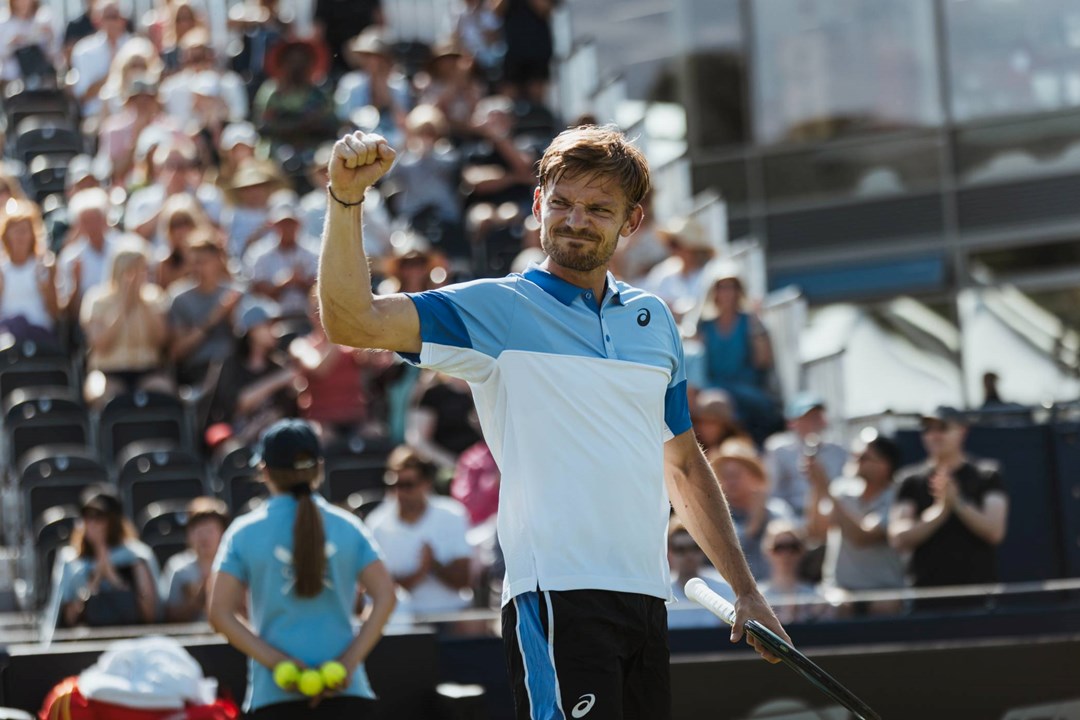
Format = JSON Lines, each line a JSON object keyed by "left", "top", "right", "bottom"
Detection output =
{"left": 971, "top": 239, "right": 1080, "bottom": 278}
{"left": 752, "top": 0, "right": 942, "bottom": 145}
{"left": 690, "top": 158, "right": 749, "bottom": 213}
{"left": 676, "top": 0, "right": 748, "bottom": 148}
{"left": 954, "top": 111, "right": 1080, "bottom": 185}
{"left": 762, "top": 133, "right": 945, "bottom": 207}
{"left": 563, "top": 0, "right": 679, "bottom": 103}
{"left": 946, "top": 0, "right": 1080, "bottom": 122}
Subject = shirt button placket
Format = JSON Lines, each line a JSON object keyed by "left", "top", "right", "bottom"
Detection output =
{"left": 600, "top": 313, "right": 615, "bottom": 358}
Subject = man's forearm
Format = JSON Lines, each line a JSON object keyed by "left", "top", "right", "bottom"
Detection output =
{"left": 952, "top": 496, "right": 1007, "bottom": 545}
{"left": 890, "top": 503, "right": 949, "bottom": 551}
{"left": 667, "top": 451, "right": 758, "bottom": 597}
{"left": 318, "top": 199, "right": 373, "bottom": 346}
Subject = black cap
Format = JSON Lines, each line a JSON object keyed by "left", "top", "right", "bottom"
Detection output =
{"left": 920, "top": 406, "right": 967, "bottom": 426}
{"left": 252, "top": 418, "right": 322, "bottom": 470}
{"left": 80, "top": 484, "right": 123, "bottom": 516}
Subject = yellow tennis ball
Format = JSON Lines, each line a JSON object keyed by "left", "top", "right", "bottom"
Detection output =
{"left": 320, "top": 661, "right": 347, "bottom": 689}
{"left": 273, "top": 661, "right": 300, "bottom": 690}
{"left": 298, "top": 669, "right": 324, "bottom": 697}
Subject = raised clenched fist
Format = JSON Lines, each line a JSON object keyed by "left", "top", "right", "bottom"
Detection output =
{"left": 327, "top": 131, "right": 397, "bottom": 205}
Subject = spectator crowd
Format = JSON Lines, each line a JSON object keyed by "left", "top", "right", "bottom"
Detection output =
{"left": 0, "top": 0, "right": 1010, "bottom": 634}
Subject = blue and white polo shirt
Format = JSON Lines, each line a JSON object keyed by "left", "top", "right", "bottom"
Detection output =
{"left": 405, "top": 265, "right": 692, "bottom": 605}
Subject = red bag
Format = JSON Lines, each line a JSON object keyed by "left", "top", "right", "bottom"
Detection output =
{"left": 40, "top": 677, "right": 240, "bottom": 720}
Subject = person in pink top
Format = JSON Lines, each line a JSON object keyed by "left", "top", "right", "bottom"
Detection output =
{"left": 451, "top": 440, "right": 500, "bottom": 527}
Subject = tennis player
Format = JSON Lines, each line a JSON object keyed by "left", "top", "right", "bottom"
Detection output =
{"left": 318, "top": 127, "right": 789, "bottom": 719}
{"left": 208, "top": 418, "right": 396, "bottom": 719}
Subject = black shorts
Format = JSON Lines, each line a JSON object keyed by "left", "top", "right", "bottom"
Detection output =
{"left": 502, "top": 589, "right": 670, "bottom": 720}
{"left": 245, "top": 696, "right": 375, "bottom": 719}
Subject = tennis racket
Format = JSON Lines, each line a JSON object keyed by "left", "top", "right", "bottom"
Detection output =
{"left": 685, "top": 578, "right": 882, "bottom": 720}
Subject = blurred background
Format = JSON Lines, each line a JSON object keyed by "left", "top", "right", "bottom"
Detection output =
{"left": 0, "top": 0, "right": 1077, "bottom": 718}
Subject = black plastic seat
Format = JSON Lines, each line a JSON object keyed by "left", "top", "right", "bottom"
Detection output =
{"left": 26, "top": 154, "right": 69, "bottom": 204}
{"left": 4, "top": 388, "right": 90, "bottom": 470}
{"left": 212, "top": 440, "right": 264, "bottom": 512}
{"left": 138, "top": 499, "right": 192, "bottom": 568}
{"left": 0, "top": 345, "right": 73, "bottom": 402}
{"left": 33, "top": 504, "right": 80, "bottom": 608}
{"left": 116, "top": 441, "right": 206, "bottom": 521}
{"left": 99, "top": 391, "right": 192, "bottom": 464}
{"left": 322, "top": 437, "right": 392, "bottom": 504}
{"left": 12, "top": 116, "right": 82, "bottom": 165}
{"left": 2, "top": 82, "right": 74, "bottom": 132}
{"left": 18, "top": 443, "right": 107, "bottom": 531}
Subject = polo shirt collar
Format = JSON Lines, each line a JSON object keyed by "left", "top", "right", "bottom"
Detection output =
{"left": 523, "top": 264, "right": 624, "bottom": 306}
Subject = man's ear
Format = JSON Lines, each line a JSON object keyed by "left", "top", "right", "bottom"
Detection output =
{"left": 621, "top": 204, "right": 644, "bottom": 237}
{"left": 532, "top": 186, "right": 543, "bottom": 223}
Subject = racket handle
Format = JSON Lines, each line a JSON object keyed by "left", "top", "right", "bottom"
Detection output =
{"left": 685, "top": 578, "right": 738, "bottom": 626}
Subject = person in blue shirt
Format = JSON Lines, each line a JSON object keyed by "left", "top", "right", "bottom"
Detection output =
{"left": 208, "top": 418, "right": 396, "bottom": 719}
{"left": 318, "top": 126, "right": 790, "bottom": 720}
{"left": 692, "top": 262, "right": 781, "bottom": 444}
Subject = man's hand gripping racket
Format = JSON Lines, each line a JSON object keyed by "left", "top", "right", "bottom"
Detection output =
{"left": 685, "top": 578, "right": 882, "bottom": 720}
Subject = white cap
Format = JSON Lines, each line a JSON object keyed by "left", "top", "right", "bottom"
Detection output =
{"left": 191, "top": 70, "right": 222, "bottom": 98}
{"left": 220, "top": 122, "right": 259, "bottom": 151}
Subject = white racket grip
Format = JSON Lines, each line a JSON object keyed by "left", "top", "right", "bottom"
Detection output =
{"left": 685, "top": 578, "right": 738, "bottom": 626}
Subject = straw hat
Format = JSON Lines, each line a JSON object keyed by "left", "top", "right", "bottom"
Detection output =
{"left": 711, "top": 439, "right": 766, "bottom": 483}
{"left": 230, "top": 161, "right": 279, "bottom": 190}
{"left": 347, "top": 28, "right": 393, "bottom": 59}
{"left": 657, "top": 217, "right": 714, "bottom": 253}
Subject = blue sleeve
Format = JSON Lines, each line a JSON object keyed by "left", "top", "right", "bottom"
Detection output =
{"left": 212, "top": 524, "right": 248, "bottom": 583}
{"left": 401, "top": 289, "right": 474, "bottom": 363}
{"left": 401, "top": 279, "right": 519, "bottom": 380}
{"left": 662, "top": 305, "right": 693, "bottom": 437}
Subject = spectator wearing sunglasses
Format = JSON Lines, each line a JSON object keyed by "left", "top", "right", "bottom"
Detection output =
{"left": 759, "top": 521, "right": 830, "bottom": 625}
{"left": 666, "top": 519, "right": 734, "bottom": 629}
{"left": 48, "top": 485, "right": 160, "bottom": 629}
{"left": 366, "top": 446, "right": 473, "bottom": 618}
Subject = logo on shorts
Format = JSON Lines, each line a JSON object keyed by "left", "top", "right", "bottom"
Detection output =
{"left": 637, "top": 308, "right": 651, "bottom": 326}
{"left": 571, "top": 693, "right": 596, "bottom": 718}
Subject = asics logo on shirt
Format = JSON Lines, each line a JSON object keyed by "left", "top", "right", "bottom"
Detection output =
{"left": 637, "top": 308, "right": 651, "bottom": 326}
{"left": 572, "top": 693, "right": 596, "bottom": 718}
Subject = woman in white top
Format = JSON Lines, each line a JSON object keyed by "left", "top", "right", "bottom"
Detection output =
{"left": 97, "top": 36, "right": 164, "bottom": 120}
{"left": 0, "top": 0, "right": 57, "bottom": 83}
{"left": 0, "top": 198, "right": 59, "bottom": 342}
{"left": 80, "top": 240, "right": 173, "bottom": 407}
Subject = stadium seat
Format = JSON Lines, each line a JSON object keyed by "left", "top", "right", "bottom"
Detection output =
{"left": 3, "top": 388, "right": 91, "bottom": 471}
{"left": 18, "top": 444, "right": 107, "bottom": 537}
{"left": 138, "top": 499, "right": 192, "bottom": 568}
{"left": 116, "top": 441, "right": 207, "bottom": 521}
{"left": 344, "top": 488, "right": 384, "bottom": 520}
{"left": 0, "top": 342, "right": 74, "bottom": 401}
{"left": 99, "top": 391, "right": 193, "bottom": 465}
{"left": 32, "top": 504, "right": 80, "bottom": 608}
{"left": 475, "top": 223, "right": 525, "bottom": 278}
{"left": 273, "top": 317, "right": 312, "bottom": 351}
{"left": 212, "top": 441, "right": 265, "bottom": 513}
{"left": 322, "top": 437, "right": 392, "bottom": 504}
{"left": 1, "top": 82, "right": 74, "bottom": 133}
{"left": 26, "top": 154, "right": 69, "bottom": 204}
{"left": 12, "top": 117, "right": 82, "bottom": 166}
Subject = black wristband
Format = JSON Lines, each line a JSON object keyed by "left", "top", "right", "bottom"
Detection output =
{"left": 327, "top": 185, "right": 365, "bottom": 207}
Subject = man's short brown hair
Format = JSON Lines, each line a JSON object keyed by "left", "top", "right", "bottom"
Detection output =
{"left": 385, "top": 445, "right": 438, "bottom": 484}
{"left": 537, "top": 125, "right": 650, "bottom": 210}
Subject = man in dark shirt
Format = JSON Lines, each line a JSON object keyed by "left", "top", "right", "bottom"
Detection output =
{"left": 889, "top": 407, "right": 1009, "bottom": 599}
{"left": 314, "top": 0, "right": 381, "bottom": 75}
